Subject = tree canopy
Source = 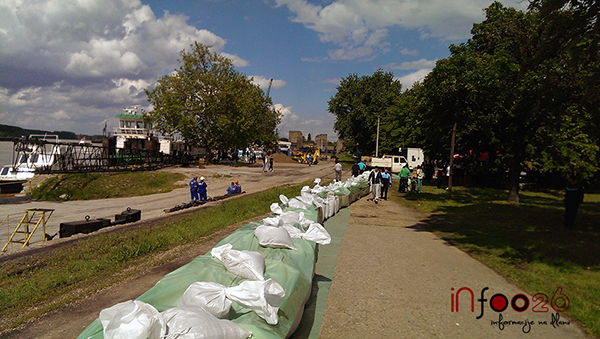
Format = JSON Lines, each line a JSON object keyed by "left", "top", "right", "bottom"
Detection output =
{"left": 328, "top": 70, "right": 403, "bottom": 155}
{"left": 144, "top": 42, "right": 280, "bottom": 150}
{"left": 328, "top": 1, "right": 599, "bottom": 203}
{"left": 417, "top": 2, "right": 600, "bottom": 203}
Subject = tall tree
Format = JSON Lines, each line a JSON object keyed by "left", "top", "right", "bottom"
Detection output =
{"left": 145, "top": 42, "right": 280, "bottom": 150}
{"left": 328, "top": 70, "right": 402, "bottom": 155}
{"left": 419, "top": 2, "right": 599, "bottom": 203}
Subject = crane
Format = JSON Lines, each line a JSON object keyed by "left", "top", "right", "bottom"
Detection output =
{"left": 266, "top": 78, "right": 273, "bottom": 98}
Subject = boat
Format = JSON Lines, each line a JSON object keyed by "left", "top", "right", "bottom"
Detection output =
{"left": 0, "top": 135, "right": 61, "bottom": 193}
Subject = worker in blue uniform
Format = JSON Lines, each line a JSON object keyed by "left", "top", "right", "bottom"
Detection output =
{"left": 198, "top": 176, "right": 208, "bottom": 201}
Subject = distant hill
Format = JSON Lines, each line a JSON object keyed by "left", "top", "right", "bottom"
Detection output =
{"left": 0, "top": 124, "right": 79, "bottom": 140}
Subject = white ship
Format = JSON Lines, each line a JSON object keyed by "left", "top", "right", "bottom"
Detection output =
{"left": 0, "top": 135, "right": 61, "bottom": 193}
{"left": 114, "top": 106, "right": 172, "bottom": 154}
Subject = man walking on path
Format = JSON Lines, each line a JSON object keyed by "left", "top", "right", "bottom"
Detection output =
{"left": 189, "top": 176, "right": 199, "bottom": 201}
{"left": 368, "top": 167, "right": 383, "bottom": 204}
{"left": 380, "top": 168, "right": 392, "bottom": 200}
{"left": 334, "top": 160, "right": 342, "bottom": 182}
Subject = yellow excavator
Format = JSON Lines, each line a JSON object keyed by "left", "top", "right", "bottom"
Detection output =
{"left": 298, "top": 147, "right": 320, "bottom": 164}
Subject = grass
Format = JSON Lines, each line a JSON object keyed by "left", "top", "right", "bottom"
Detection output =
{"left": 336, "top": 152, "right": 355, "bottom": 170}
{"left": 31, "top": 171, "right": 186, "bottom": 200}
{"left": 0, "top": 182, "right": 309, "bottom": 333}
{"left": 389, "top": 182, "right": 600, "bottom": 337}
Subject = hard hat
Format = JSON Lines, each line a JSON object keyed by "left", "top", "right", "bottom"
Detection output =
{"left": 200, "top": 177, "right": 205, "bottom": 181}
{"left": 235, "top": 180, "right": 238, "bottom": 183}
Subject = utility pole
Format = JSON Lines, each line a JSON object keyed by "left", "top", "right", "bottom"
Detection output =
{"left": 375, "top": 116, "right": 380, "bottom": 157}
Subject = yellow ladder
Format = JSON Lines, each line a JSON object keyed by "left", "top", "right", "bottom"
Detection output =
{"left": 2, "top": 208, "right": 54, "bottom": 252}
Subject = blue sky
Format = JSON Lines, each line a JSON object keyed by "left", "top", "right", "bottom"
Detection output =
{"left": 0, "top": 0, "right": 527, "bottom": 141}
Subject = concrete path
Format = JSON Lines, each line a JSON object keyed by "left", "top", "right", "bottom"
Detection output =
{"left": 317, "top": 197, "right": 589, "bottom": 339}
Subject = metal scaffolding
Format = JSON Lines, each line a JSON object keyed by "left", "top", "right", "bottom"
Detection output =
{"left": 10, "top": 136, "right": 175, "bottom": 174}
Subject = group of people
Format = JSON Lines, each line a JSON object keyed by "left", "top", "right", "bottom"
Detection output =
{"left": 263, "top": 155, "right": 274, "bottom": 172}
{"left": 189, "top": 176, "right": 243, "bottom": 201}
{"left": 189, "top": 176, "right": 208, "bottom": 202}
{"left": 367, "top": 166, "right": 393, "bottom": 204}
{"left": 226, "top": 180, "right": 243, "bottom": 195}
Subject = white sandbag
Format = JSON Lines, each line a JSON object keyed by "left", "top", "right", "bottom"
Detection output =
{"left": 295, "top": 195, "right": 312, "bottom": 206}
{"left": 254, "top": 225, "right": 297, "bottom": 250}
{"left": 279, "top": 194, "right": 289, "bottom": 205}
{"left": 279, "top": 210, "right": 301, "bottom": 226}
{"left": 270, "top": 202, "right": 283, "bottom": 215}
{"left": 179, "top": 282, "right": 231, "bottom": 318}
{"left": 314, "top": 178, "right": 321, "bottom": 185}
{"left": 99, "top": 300, "right": 165, "bottom": 339}
{"left": 305, "top": 223, "right": 331, "bottom": 245}
{"left": 301, "top": 190, "right": 315, "bottom": 202}
{"left": 282, "top": 223, "right": 331, "bottom": 245}
{"left": 226, "top": 279, "right": 286, "bottom": 325}
{"left": 162, "top": 305, "right": 251, "bottom": 339}
{"left": 262, "top": 216, "right": 283, "bottom": 227}
{"left": 288, "top": 198, "right": 307, "bottom": 209}
{"left": 211, "top": 244, "right": 265, "bottom": 281}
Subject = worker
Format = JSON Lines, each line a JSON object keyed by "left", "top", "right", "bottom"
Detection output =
{"left": 358, "top": 160, "right": 366, "bottom": 174}
{"left": 198, "top": 176, "right": 208, "bottom": 201}
{"left": 226, "top": 182, "right": 236, "bottom": 195}
{"left": 334, "top": 160, "right": 342, "bottom": 182}
{"left": 234, "top": 180, "right": 242, "bottom": 194}
{"left": 189, "top": 176, "right": 199, "bottom": 201}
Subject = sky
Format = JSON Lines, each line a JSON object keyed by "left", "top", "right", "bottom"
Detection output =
{"left": 0, "top": 0, "right": 528, "bottom": 141}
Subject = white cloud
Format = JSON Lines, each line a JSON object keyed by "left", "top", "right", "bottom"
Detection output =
{"left": 323, "top": 78, "right": 341, "bottom": 85}
{"left": 249, "top": 76, "right": 287, "bottom": 90}
{"left": 0, "top": 0, "right": 246, "bottom": 134}
{"left": 275, "top": 103, "right": 331, "bottom": 135}
{"left": 275, "top": 0, "right": 528, "bottom": 60}
{"left": 386, "top": 58, "right": 437, "bottom": 70}
{"left": 221, "top": 52, "right": 250, "bottom": 67}
{"left": 396, "top": 68, "right": 432, "bottom": 89}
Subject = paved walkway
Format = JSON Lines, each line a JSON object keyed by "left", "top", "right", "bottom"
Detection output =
{"left": 314, "top": 197, "right": 589, "bottom": 338}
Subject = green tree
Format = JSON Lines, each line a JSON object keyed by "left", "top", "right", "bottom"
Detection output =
{"left": 145, "top": 42, "right": 280, "bottom": 150}
{"left": 420, "top": 2, "right": 600, "bottom": 203}
{"left": 328, "top": 70, "right": 402, "bottom": 155}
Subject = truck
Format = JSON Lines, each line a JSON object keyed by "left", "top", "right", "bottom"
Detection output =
{"left": 399, "top": 147, "right": 425, "bottom": 170}
{"left": 363, "top": 155, "right": 407, "bottom": 173}
{"left": 363, "top": 148, "right": 424, "bottom": 173}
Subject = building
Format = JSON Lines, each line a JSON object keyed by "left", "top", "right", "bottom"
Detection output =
{"left": 289, "top": 130, "right": 303, "bottom": 149}
{"left": 315, "top": 134, "right": 327, "bottom": 151}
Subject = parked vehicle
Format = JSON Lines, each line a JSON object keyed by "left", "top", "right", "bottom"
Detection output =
{"left": 399, "top": 148, "right": 425, "bottom": 169}
{"left": 363, "top": 148, "right": 425, "bottom": 173}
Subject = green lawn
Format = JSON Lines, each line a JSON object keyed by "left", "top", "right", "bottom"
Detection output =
{"left": 31, "top": 171, "right": 186, "bottom": 200}
{"left": 390, "top": 183, "right": 600, "bottom": 337}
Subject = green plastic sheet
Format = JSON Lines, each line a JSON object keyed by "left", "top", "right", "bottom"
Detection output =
{"left": 78, "top": 183, "right": 368, "bottom": 339}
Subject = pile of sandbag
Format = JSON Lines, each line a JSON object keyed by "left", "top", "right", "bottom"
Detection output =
{"left": 78, "top": 174, "right": 369, "bottom": 339}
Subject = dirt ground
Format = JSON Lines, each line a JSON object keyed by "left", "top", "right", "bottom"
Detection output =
{"left": 0, "top": 157, "right": 334, "bottom": 254}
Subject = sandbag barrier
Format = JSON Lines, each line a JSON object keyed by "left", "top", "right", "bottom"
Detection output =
{"left": 77, "top": 173, "right": 371, "bottom": 339}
